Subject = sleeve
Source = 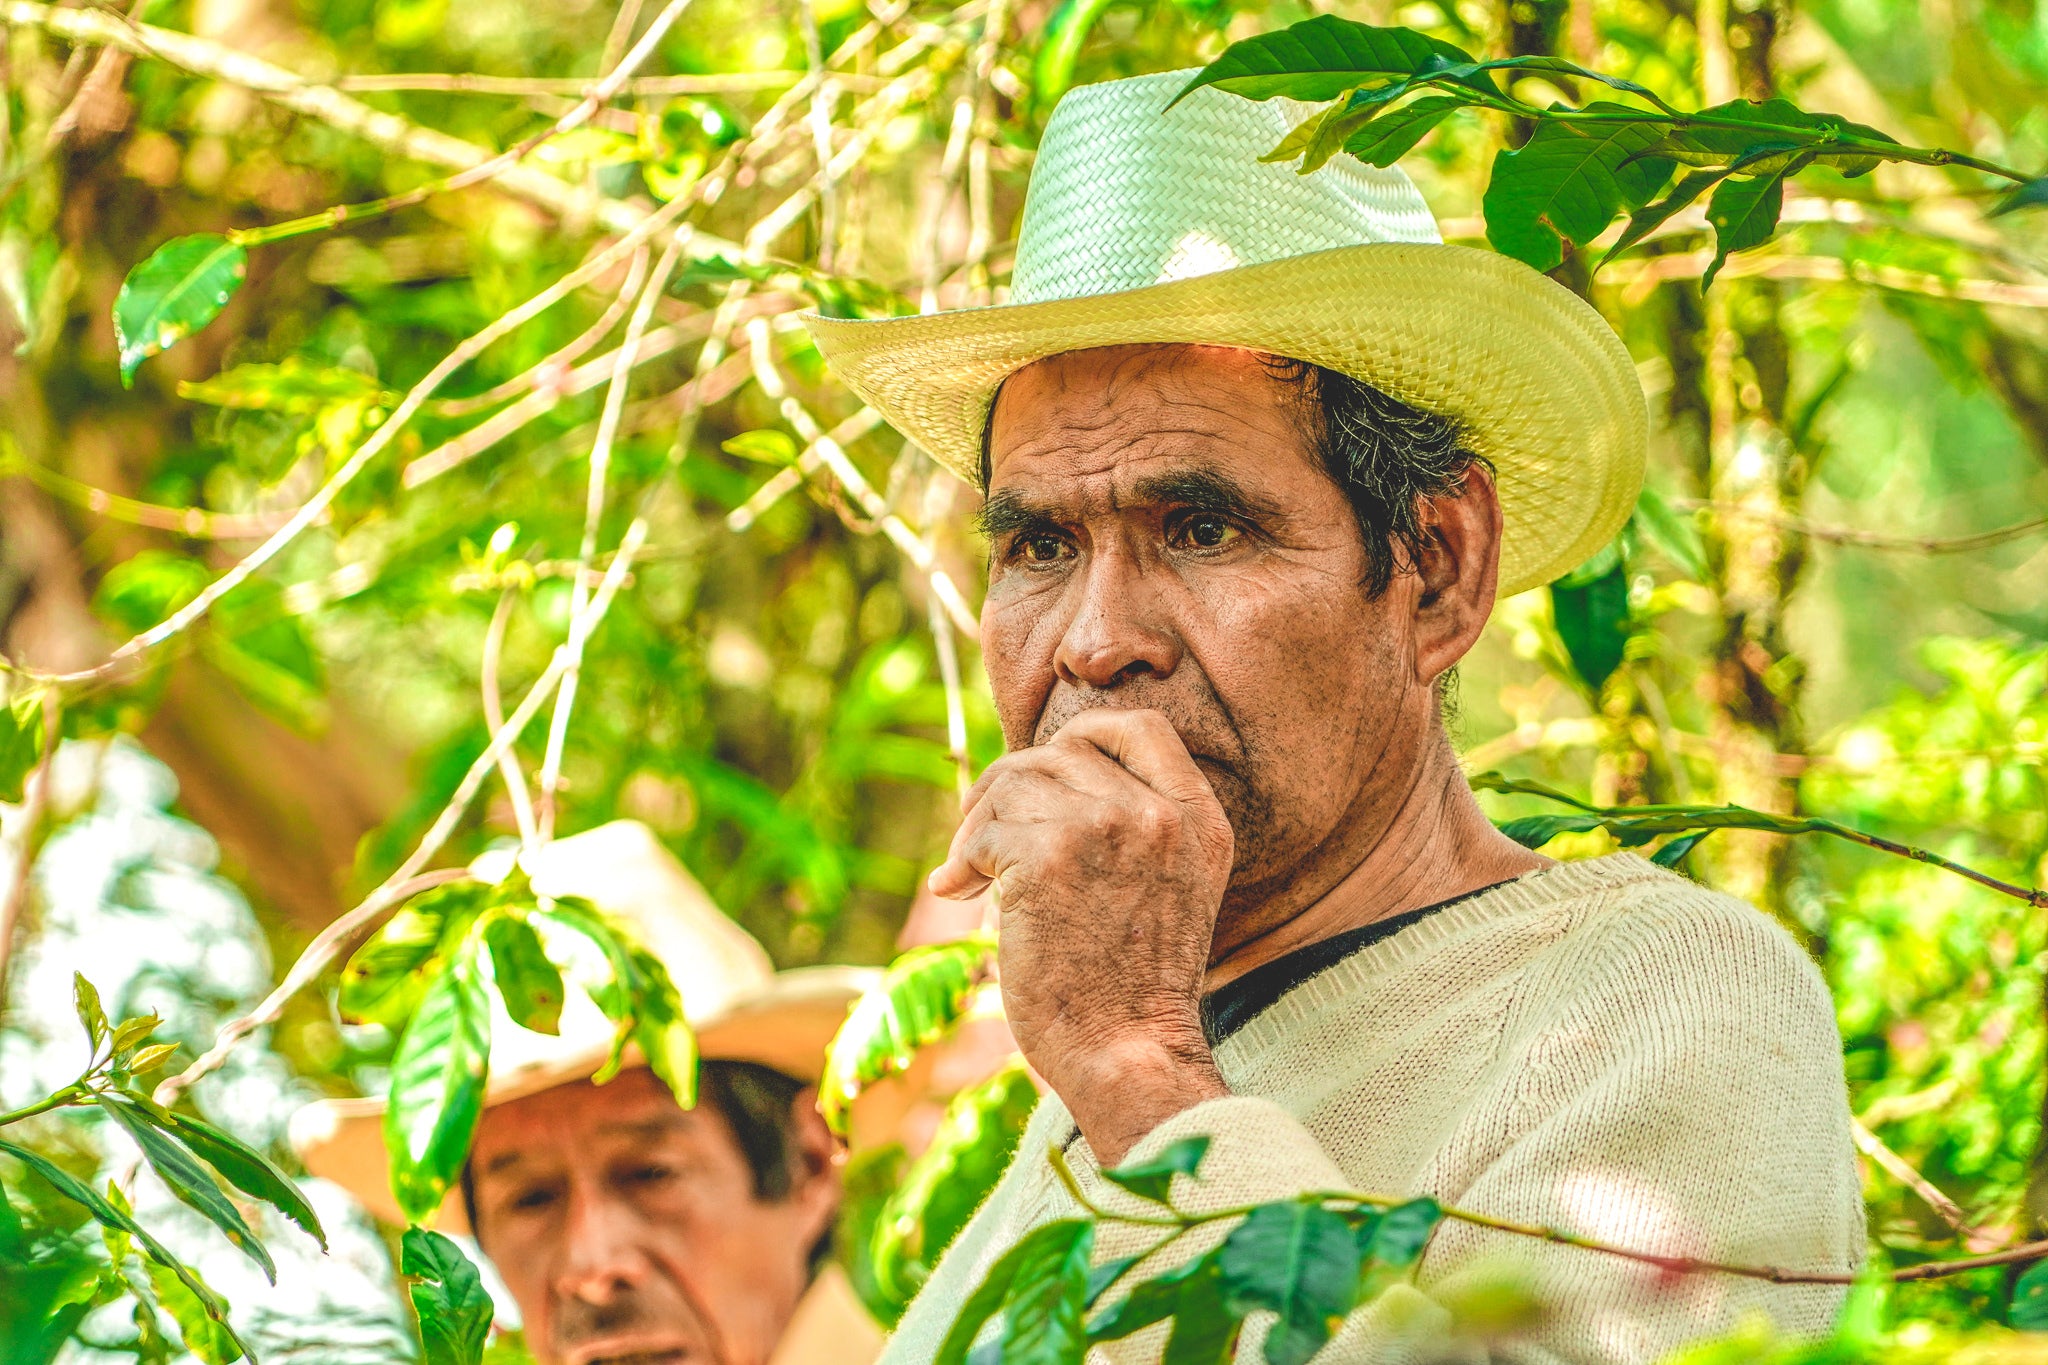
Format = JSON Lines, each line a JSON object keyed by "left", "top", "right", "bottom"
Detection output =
{"left": 1072, "top": 892, "right": 1863, "bottom": 1365}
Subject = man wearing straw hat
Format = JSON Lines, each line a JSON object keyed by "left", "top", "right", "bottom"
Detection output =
{"left": 291, "top": 821, "right": 887, "bottom": 1365}
{"left": 804, "top": 71, "right": 1861, "bottom": 1363}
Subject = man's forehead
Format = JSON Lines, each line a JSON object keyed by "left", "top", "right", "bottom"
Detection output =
{"left": 471, "top": 1073, "right": 700, "bottom": 1174}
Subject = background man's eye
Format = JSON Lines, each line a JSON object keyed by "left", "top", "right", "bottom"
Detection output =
{"left": 1020, "top": 534, "right": 1069, "bottom": 562}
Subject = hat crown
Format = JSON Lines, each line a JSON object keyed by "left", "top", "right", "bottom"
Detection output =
{"left": 1010, "top": 70, "right": 1442, "bottom": 305}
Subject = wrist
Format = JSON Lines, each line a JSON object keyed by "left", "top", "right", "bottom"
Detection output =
{"left": 1049, "top": 1029, "right": 1229, "bottom": 1167}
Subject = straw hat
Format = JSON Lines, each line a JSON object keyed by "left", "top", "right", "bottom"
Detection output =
{"left": 804, "top": 70, "right": 1647, "bottom": 597}
{"left": 289, "top": 821, "right": 877, "bottom": 1232}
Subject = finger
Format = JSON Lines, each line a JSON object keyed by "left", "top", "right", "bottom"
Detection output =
{"left": 1049, "top": 708, "right": 1218, "bottom": 807}
{"left": 928, "top": 815, "right": 1020, "bottom": 900}
{"left": 933, "top": 767, "right": 1086, "bottom": 899}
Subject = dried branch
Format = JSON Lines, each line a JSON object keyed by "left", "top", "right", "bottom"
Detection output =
{"left": 433, "top": 242, "right": 651, "bottom": 418}
{"left": 332, "top": 70, "right": 834, "bottom": 96}
{"left": 535, "top": 239, "right": 682, "bottom": 840}
{"left": 1679, "top": 500, "right": 2048, "bottom": 553}
{"left": 154, "top": 518, "right": 649, "bottom": 1106}
{"left": 743, "top": 316, "right": 978, "bottom": 638}
{"left": 1608, "top": 247, "right": 2048, "bottom": 309}
{"left": 1853, "top": 1119, "right": 1983, "bottom": 1242}
{"left": 724, "top": 406, "right": 885, "bottom": 532}
{"left": 0, "top": 445, "right": 307, "bottom": 540}
{"left": 481, "top": 588, "right": 539, "bottom": 849}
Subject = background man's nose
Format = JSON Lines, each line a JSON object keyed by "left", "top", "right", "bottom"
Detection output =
{"left": 554, "top": 1193, "right": 653, "bottom": 1304}
{"left": 1052, "top": 555, "right": 1183, "bottom": 689}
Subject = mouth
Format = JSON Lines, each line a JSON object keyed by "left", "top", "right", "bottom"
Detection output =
{"left": 567, "top": 1343, "right": 690, "bottom": 1365}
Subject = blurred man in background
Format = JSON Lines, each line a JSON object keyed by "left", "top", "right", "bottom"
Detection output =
{"left": 293, "top": 821, "right": 885, "bottom": 1365}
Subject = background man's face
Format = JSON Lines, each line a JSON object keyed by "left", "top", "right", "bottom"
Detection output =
{"left": 981, "top": 344, "right": 1442, "bottom": 951}
{"left": 468, "top": 1068, "right": 838, "bottom": 1365}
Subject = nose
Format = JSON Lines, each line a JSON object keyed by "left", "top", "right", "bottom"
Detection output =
{"left": 1052, "top": 545, "right": 1183, "bottom": 690}
{"left": 553, "top": 1187, "right": 651, "bottom": 1305}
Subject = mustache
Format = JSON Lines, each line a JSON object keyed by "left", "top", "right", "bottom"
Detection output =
{"left": 554, "top": 1292, "right": 673, "bottom": 1349}
{"left": 1031, "top": 687, "right": 1244, "bottom": 766}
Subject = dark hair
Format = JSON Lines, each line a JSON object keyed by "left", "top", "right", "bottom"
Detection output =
{"left": 461, "top": 1059, "right": 814, "bottom": 1228}
{"left": 976, "top": 352, "right": 1489, "bottom": 599}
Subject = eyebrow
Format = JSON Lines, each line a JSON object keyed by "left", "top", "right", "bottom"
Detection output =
{"left": 475, "top": 1116, "right": 689, "bottom": 1176}
{"left": 975, "top": 466, "right": 1282, "bottom": 539}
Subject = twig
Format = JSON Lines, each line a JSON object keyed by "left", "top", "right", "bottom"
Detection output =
{"left": 743, "top": 317, "right": 978, "bottom": 638}
{"left": 433, "top": 242, "right": 650, "bottom": 418}
{"left": 1677, "top": 500, "right": 2048, "bottom": 553}
{"left": 0, "top": 694, "right": 61, "bottom": 1000}
{"left": 963, "top": 0, "right": 1007, "bottom": 305}
{"left": 36, "top": 178, "right": 702, "bottom": 686}
{"left": 1607, "top": 248, "right": 2048, "bottom": 310}
{"left": 724, "top": 406, "right": 884, "bottom": 532}
{"left": 1852, "top": 1119, "right": 1982, "bottom": 1241}
{"left": 481, "top": 589, "right": 539, "bottom": 849}
{"left": 597, "top": 0, "right": 649, "bottom": 79}
{"left": 0, "top": 0, "right": 741, "bottom": 254}
{"left": 223, "top": 0, "right": 703, "bottom": 248}
{"left": 799, "top": 0, "right": 838, "bottom": 272}
{"left": 332, "top": 71, "right": 832, "bottom": 96}
{"left": 0, "top": 446, "right": 307, "bottom": 540}
{"left": 930, "top": 591, "right": 972, "bottom": 800}
{"left": 154, "top": 519, "right": 649, "bottom": 1106}
{"left": 535, "top": 240, "right": 681, "bottom": 839}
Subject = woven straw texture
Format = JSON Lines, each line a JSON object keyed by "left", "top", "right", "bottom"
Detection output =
{"left": 804, "top": 69, "right": 1648, "bottom": 596}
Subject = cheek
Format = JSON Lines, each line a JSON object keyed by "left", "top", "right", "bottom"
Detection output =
{"left": 981, "top": 588, "right": 1066, "bottom": 744}
{"left": 1191, "top": 563, "right": 1394, "bottom": 735}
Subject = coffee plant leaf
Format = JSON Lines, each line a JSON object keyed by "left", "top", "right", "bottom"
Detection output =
{"left": 403, "top": 1227, "right": 495, "bottom": 1365}
{"left": 820, "top": 934, "right": 995, "bottom": 1134}
{"left": 97, "top": 1095, "right": 275, "bottom": 1283}
{"left": 1173, "top": 15, "right": 1485, "bottom": 107}
{"left": 1217, "top": 1202, "right": 1360, "bottom": 1365}
{"left": 1484, "top": 111, "right": 1675, "bottom": 272}
{"left": 384, "top": 951, "right": 492, "bottom": 1224}
{"left": 1101, "top": 1134, "right": 1211, "bottom": 1206}
{"left": 114, "top": 235, "right": 248, "bottom": 387}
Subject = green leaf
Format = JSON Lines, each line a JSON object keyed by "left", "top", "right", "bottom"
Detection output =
{"left": 0, "top": 1139, "right": 250, "bottom": 1360}
{"left": 340, "top": 884, "right": 484, "bottom": 1027}
{"left": 74, "top": 973, "right": 109, "bottom": 1054}
{"left": 819, "top": 934, "right": 995, "bottom": 1134}
{"left": 934, "top": 1219, "right": 1094, "bottom": 1365}
{"left": 998, "top": 1216, "right": 1094, "bottom": 1365}
{"left": 1549, "top": 555, "right": 1631, "bottom": 692}
{"left": 156, "top": 1109, "right": 327, "bottom": 1251}
{"left": 1341, "top": 95, "right": 1465, "bottom": 168}
{"left": 1173, "top": 15, "right": 1486, "bottom": 106}
{"left": 1101, "top": 1135, "right": 1211, "bottom": 1206}
{"left": 113, "top": 235, "right": 248, "bottom": 386}
{"left": 110, "top": 1014, "right": 161, "bottom": 1055}
{"left": 1035, "top": 0, "right": 1123, "bottom": 107}
{"left": 483, "top": 914, "right": 565, "bottom": 1036}
{"left": 1087, "top": 1248, "right": 1217, "bottom": 1342}
{"left": 1359, "top": 1197, "right": 1441, "bottom": 1269}
{"left": 628, "top": 946, "right": 697, "bottom": 1109}
{"left": 1477, "top": 55, "right": 1675, "bottom": 112}
{"left": 1483, "top": 110, "right": 1675, "bottom": 271}
{"left": 402, "top": 1227, "right": 495, "bottom": 1365}
{"left": 0, "top": 689, "right": 47, "bottom": 804}
{"left": 721, "top": 429, "right": 799, "bottom": 466}
{"left": 1160, "top": 1258, "right": 1246, "bottom": 1365}
{"left": 871, "top": 1061, "right": 1037, "bottom": 1306}
{"left": 1701, "top": 160, "right": 1804, "bottom": 291}
{"left": 2012, "top": 1258, "right": 2048, "bottom": 1330}
{"left": 1990, "top": 176, "right": 2048, "bottom": 217}
{"left": 96, "top": 1096, "right": 275, "bottom": 1282}
{"left": 384, "top": 951, "right": 492, "bottom": 1224}
{"left": 1218, "top": 1202, "right": 1360, "bottom": 1365}
{"left": 127, "top": 1042, "right": 181, "bottom": 1075}
{"left": 1630, "top": 487, "right": 1708, "bottom": 581}
{"left": 1598, "top": 168, "right": 1729, "bottom": 270}
{"left": 1495, "top": 812, "right": 1607, "bottom": 849}
{"left": 143, "top": 1257, "right": 244, "bottom": 1365}
{"left": 178, "top": 359, "right": 390, "bottom": 413}
{"left": 1656, "top": 98, "right": 1898, "bottom": 176}
{"left": 1084, "top": 1255, "right": 1143, "bottom": 1311}
{"left": 1650, "top": 830, "right": 1711, "bottom": 868}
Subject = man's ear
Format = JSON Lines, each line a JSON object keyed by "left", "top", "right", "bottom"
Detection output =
{"left": 1411, "top": 464, "right": 1502, "bottom": 686}
{"left": 788, "top": 1086, "right": 842, "bottom": 1233}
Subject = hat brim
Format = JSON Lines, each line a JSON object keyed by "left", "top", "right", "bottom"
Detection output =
{"left": 289, "top": 966, "right": 878, "bottom": 1233}
{"left": 805, "top": 242, "right": 1646, "bottom": 597}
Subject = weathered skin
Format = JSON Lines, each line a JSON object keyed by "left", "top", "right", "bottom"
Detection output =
{"left": 929, "top": 344, "right": 1545, "bottom": 1164}
{"left": 468, "top": 1068, "right": 838, "bottom": 1365}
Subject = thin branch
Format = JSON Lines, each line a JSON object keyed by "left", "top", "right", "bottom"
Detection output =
{"left": 35, "top": 181, "right": 702, "bottom": 686}
{"left": 1678, "top": 500, "right": 2048, "bottom": 553}
{"left": 332, "top": 71, "right": 831, "bottom": 95}
{"left": 930, "top": 592, "right": 972, "bottom": 801}
{"left": 481, "top": 588, "right": 539, "bottom": 849}
{"left": 0, "top": 694, "right": 61, "bottom": 1000}
{"left": 1853, "top": 1119, "right": 1982, "bottom": 1242}
{"left": 154, "top": 519, "right": 648, "bottom": 1107}
{"left": 1607, "top": 248, "right": 2048, "bottom": 309}
{"left": 535, "top": 239, "right": 681, "bottom": 839}
{"left": 743, "top": 316, "right": 978, "bottom": 639}
{"left": 433, "top": 242, "right": 650, "bottom": 418}
{"left": 597, "top": 0, "right": 649, "bottom": 79}
{"left": 724, "top": 405, "right": 884, "bottom": 532}
{"left": 0, "top": 447, "right": 307, "bottom": 540}
{"left": 963, "top": 0, "right": 1008, "bottom": 305}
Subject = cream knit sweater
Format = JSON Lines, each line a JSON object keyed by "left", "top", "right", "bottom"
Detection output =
{"left": 878, "top": 854, "right": 1864, "bottom": 1364}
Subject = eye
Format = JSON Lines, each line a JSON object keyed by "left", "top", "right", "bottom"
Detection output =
{"left": 1013, "top": 532, "right": 1073, "bottom": 564}
{"left": 508, "top": 1185, "right": 559, "bottom": 1213}
{"left": 621, "top": 1163, "right": 679, "bottom": 1189}
{"left": 1171, "top": 513, "right": 1242, "bottom": 551}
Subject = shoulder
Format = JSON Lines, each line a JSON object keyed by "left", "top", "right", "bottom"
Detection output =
{"left": 1526, "top": 854, "right": 1837, "bottom": 1040}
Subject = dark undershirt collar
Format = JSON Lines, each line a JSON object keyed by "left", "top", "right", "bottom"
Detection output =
{"left": 1198, "top": 878, "right": 1515, "bottom": 1046}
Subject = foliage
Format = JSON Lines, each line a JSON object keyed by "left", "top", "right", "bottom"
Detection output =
{"left": 819, "top": 933, "right": 995, "bottom": 1133}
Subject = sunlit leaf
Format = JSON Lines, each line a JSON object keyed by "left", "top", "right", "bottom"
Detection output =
{"left": 721, "top": 429, "right": 799, "bottom": 466}
{"left": 1218, "top": 1202, "right": 1359, "bottom": 1365}
{"left": 178, "top": 359, "right": 390, "bottom": 413}
{"left": 1035, "top": 0, "right": 1123, "bottom": 106}
{"left": 1101, "top": 1135, "right": 1210, "bottom": 1206}
{"left": 1484, "top": 111, "right": 1674, "bottom": 271}
{"left": 113, "top": 235, "right": 248, "bottom": 386}
{"left": 403, "top": 1227, "right": 495, "bottom": 1365}
{"left": 97, "top": 1095, "right": 275, "bottom": 1282}
{"left": 1341, "top": 95, "right": 1465, "bottom": 168}
{"left": 110, "top": 1014, "right": 161, "bottom": 1054}
{"left": 143, "top": 1257, "right": 244, "bottom": 1365}
{"left": 157, "top": 1108, "right": 328, "bottom": 1251}
{"left": 483, "top": 913, "right": 565, "bottom": 1036}
{"left": 73, "top": 973, "right": 108, "bottom": 1054}
{"left": 384, "top": 951, "right": 492, "bottom": 1224}
{"left": 1990, "top": 176, "right": 2048, "bottom": 217}
{"left": 1630, "top": 487, "right": 1708, "bottom": 582}
{"left": 340, "top": 884, "right": 484, "bottom": 1027}
{"left": 0, "top": 689, "right": 47, "bottom": 804}
{"left": 2011, "top": 1259, "right": 2048, "bottom": 1330}
{"left": 1701, "top": 159, "right": 1805, "bottom": 291}
{"left": 998, "top": 1215, "right": 1094, "bottom": 1365}
{"left": 819, "top": 934, "right": 995, "bottom": 1134}
{"left": 1549, "top": 551, "right": 1630, "bottom": 692}
{"left": 1173, "top": 15, "right": 1486, "bottom": 105}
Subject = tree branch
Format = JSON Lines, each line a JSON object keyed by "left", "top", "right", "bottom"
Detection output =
{"left": 1678, "top": 500, "right": 2048, "bottom": 553}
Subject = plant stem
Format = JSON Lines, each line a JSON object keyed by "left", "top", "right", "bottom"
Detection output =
{"left": 0, "top": 1082, "right": 87, "bottom": 1128}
